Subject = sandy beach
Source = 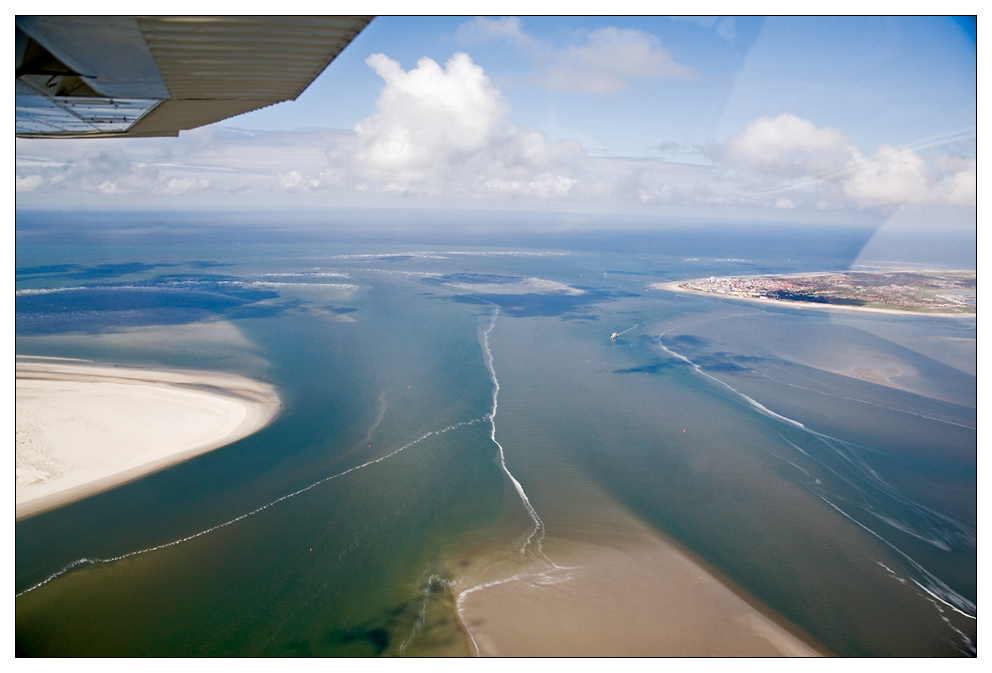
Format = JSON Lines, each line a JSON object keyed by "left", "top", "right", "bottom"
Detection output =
{"left": 15, "top": 357, "right": 281, "bottom": 520}
{"left": 451, "top": 520, "right": 826, "bottom": 657}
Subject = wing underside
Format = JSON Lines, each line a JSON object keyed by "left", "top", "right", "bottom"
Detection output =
{"left": 16, "top": 15, "right": 373, "bottom": 138}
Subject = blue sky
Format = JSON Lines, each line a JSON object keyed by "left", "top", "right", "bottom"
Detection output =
{"left": 14, "top": 14, "right": 978, "bottom": 227}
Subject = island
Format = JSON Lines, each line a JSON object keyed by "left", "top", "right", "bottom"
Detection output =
{"left": 658, "top": 270, "right": 976, "bottom": 316}
{"left": 15, "top": 357, "right": 282, "bottom": 520}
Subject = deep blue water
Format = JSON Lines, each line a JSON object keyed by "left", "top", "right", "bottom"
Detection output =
{"left": 15, "top": 210, "right": 976, "bottom": 656}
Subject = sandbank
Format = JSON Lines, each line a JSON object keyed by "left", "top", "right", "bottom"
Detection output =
{"left": 656, "top": 281, "right": 974, "bottom": 318}
{"left": 445, "top": 277, "right": 584, "bottom": 296}
{"left": 15, "top": 357, "right": 281, "bottom": 520}
{"left": 452, "top": 523, "right": 826, "bottom": 657}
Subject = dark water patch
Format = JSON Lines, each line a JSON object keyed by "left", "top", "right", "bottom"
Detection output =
{"left": 427, "top": 273, "right": 525, "bottom": 285}
{"left": 665, "top": 334, "right": 712, "bottom": 350}
{"left": 16, "top": 307, "right": 219, "bottom": 334}
{"left": 337, "top": 627, "right": 390, "bottom": 655}
{"left": 614, "top": 359, "right": 688, "bottom": 375}
{"left": 691, "top": 352, "right": 762, "bottom": 373}
{"left": 16, "top": 263, "right": 81, "bottom": 277}
{"left": 16, "top": 285, "right": 281, "bottom": 335}
{"left": 377, "top": 255, "right": 413, "bottom": 262}
{"left": 66, "top": 262, "right": 172, "bottom": 280}
{"left": 13, "top": 213, "right": 972, "bottom": 657}
{"left": 188, "top": 260, "right": 232, "bottom": 269}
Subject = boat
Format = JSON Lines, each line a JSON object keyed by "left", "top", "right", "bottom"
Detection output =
{"left": 611, "top": 332, "right": 618, "bottom": 340}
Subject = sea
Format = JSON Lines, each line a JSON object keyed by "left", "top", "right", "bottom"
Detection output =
{"left": 14, "top": 209, "right": 977, "bottom": 656}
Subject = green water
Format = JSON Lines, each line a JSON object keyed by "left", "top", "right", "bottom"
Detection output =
{"left": 15, "top": 214, "right": 976, "bottom": 656}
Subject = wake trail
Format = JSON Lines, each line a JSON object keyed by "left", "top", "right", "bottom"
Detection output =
{"left": 615, "top": 323, "right": 640, "bottom": 337}
{"left": 16, "top": 416, "right": 484, "bottom": 598}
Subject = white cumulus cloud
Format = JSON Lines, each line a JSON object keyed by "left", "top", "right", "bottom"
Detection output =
{"left": 842, "top": 146, "right": 934, "bottom": 206}
{"left": 353, "top": 53, "right": 508, "bottom": 186}
{"left": 714, "top": 113, "right": 851, "bottom": 179}
{"left": 350, "top": 52, "right": 583, "bottom": 197}
{"left": 277, "top": 170, "right": 319, "bottom": 193}
{"left": 711, "top": 113, "right": 976, "bottom": 208}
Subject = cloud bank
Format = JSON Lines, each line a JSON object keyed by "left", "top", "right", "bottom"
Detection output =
{"left": 710, "top": 113, "right": 975, "bottom": 208}
{"left": 16, "top": 51, "right": 974, "bottom": 218}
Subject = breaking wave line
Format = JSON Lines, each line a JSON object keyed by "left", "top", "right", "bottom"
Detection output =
{"left": 875, "top": 562, "right": 976, "bottom": 655}
{"left": 656, "top": 330, "right": 976, "bottom": 643}
{"left": 653, "top": 333, "right": 805, "bottom": 430}
{"left": 16, "top": 417, "right": 484, "bottom": 598}
{"left": 480, "top": 306, "right": 547, "bottom": 557}
{"left": 455, "top": 562, "right": 579, "bottom": 655}
{"left": 815, "top": 492, "right": 976, "bottom": 622}
{"left": 659, "top": 330, "right": 974, "bottom": 549}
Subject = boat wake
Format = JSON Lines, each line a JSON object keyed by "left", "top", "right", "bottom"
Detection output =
{"left": 615, "top": 323, "right": 640, "bottom": 337}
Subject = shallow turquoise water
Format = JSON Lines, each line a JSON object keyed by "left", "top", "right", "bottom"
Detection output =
{"left": 15, "top": 211, "right": 976, "bottom": 656}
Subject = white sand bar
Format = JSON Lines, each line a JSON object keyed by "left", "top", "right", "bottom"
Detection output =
{"left": 15, "top": 358, "right": 281, "bottom": 520}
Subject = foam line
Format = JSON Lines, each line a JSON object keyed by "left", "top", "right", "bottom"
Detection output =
{"left": 479, "top": 306, "right": 547, "bottom": 557}
{"left": 779, "top": 428, "right": 974, "bottom": 556}
{"left": 16, "top": 417, "right": 484, "bottom": 598}
{"left": 342, "top": 267, "right": 551, "bottom": 554}
{"left": 661, "top": 331, "right": 974, "bottom": 548}
{"left": 455, "top": 563, "right": 580, "bottom": 656}
{"left": 654, "top": 333, "right": 806, "bottom": 429}
{"left": 656, "top": 330, "right": 976, "bottom": 648}
{"left": 455, "top": 571, "right": 537, "bottom": 656}
{"left": 814, "top": 491, "right": 976, "bottom": 622}
{"left": 875, "top": 562, "right": 975, "bottom": 655}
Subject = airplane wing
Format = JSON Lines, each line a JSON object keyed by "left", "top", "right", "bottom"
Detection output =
{"left": 15, "top": 15, "right": 373, "bottom": 138}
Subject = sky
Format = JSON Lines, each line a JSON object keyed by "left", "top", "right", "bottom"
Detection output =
{"left": 13, "top": 14, "right": 978, "bottom": 228}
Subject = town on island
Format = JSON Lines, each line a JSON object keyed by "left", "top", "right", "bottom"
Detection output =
{"left": 664, "top": 270, "right": 975, "bottom": 315}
